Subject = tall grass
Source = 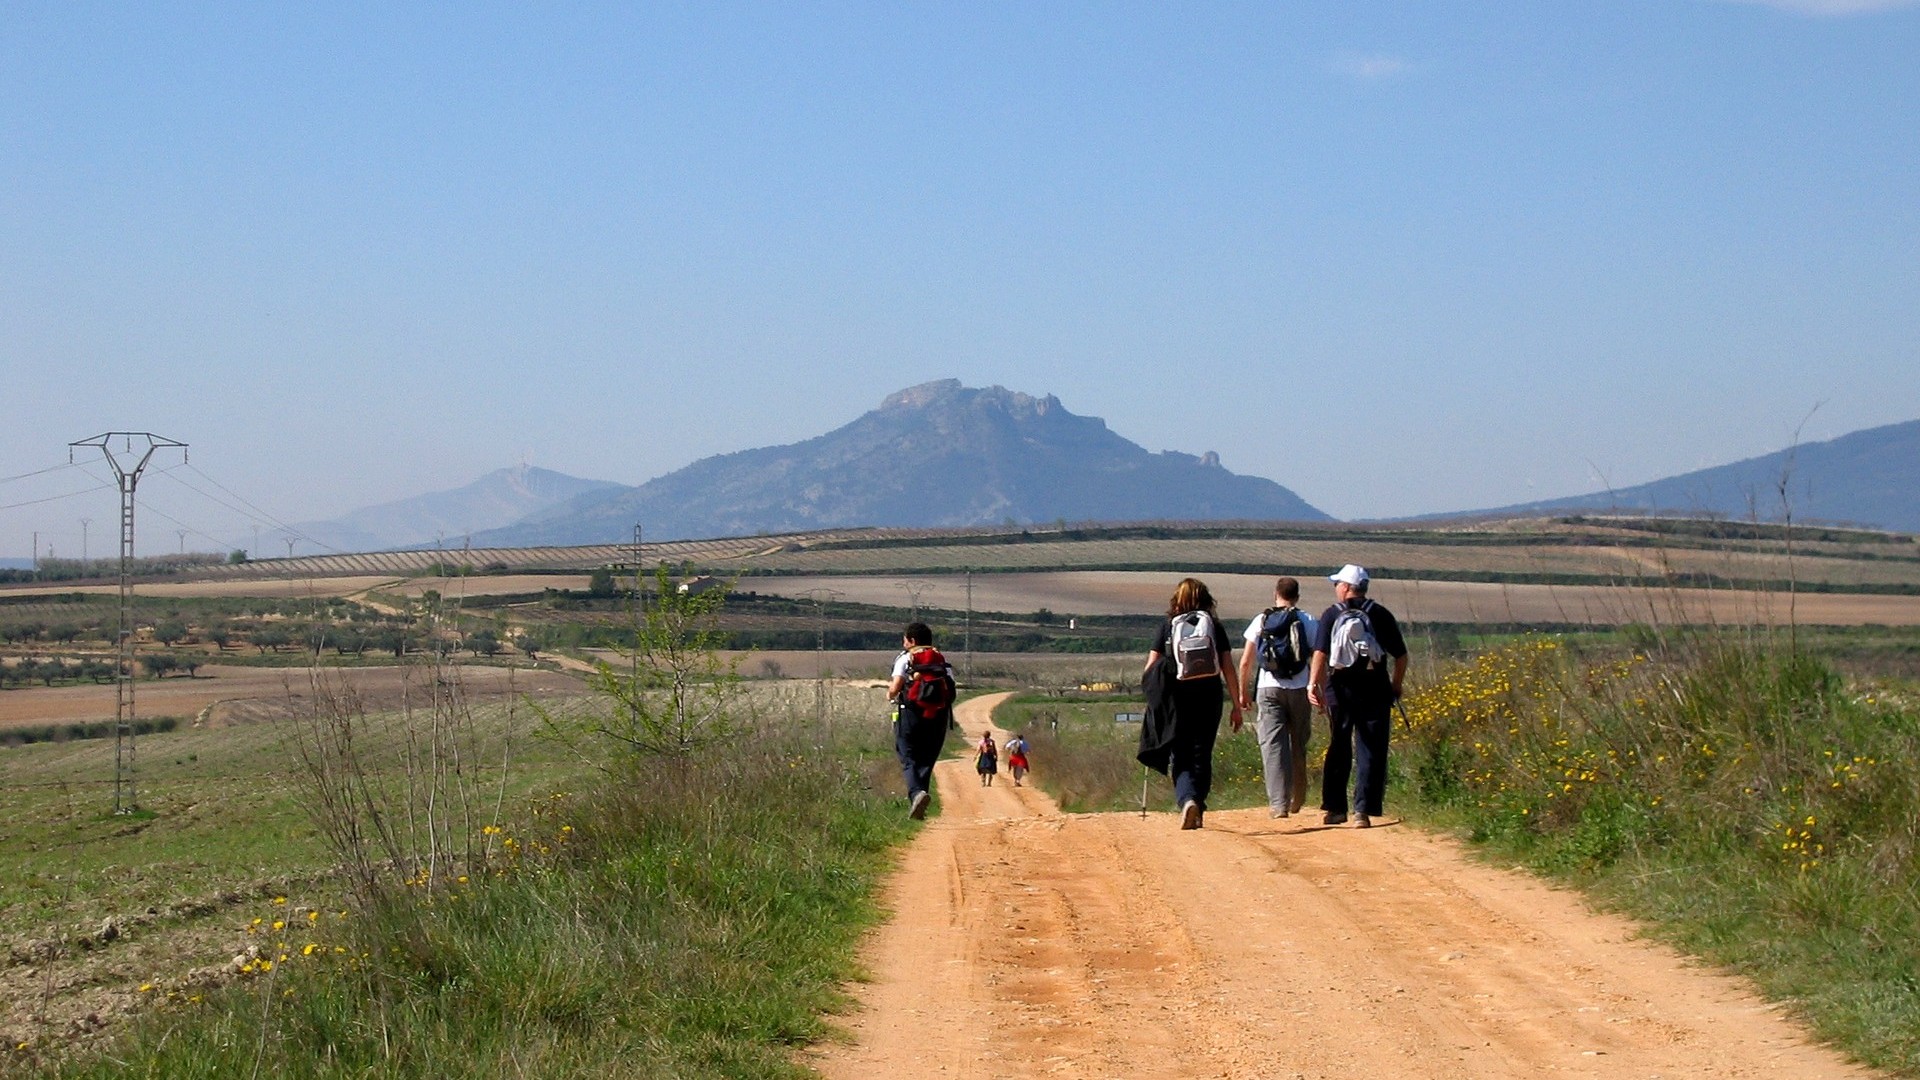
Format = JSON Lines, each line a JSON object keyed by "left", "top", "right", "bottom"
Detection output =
{"left": 1395, "top": 633, "right": 1920, "bottom": 1074}
{"left": 21, "top": 713, "right": 911, "bottom": 1078}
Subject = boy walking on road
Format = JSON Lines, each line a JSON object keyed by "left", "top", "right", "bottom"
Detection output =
{"left": 1238, "top": 577, "right": 1318, "bottom": 818}
{"left": 889, "top": 622, "right": 956, "bottom": 820}
{"left": 1307, "top": 565, "right": 1409, "bottom": 828}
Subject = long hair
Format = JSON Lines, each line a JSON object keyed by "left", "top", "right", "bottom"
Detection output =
{"left": 1166, "top": 577, "right": 1216, "bottom": 618}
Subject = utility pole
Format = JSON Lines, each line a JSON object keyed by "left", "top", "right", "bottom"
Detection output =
{"left": 69, "top": 432, "right": 187, "bottom": 814}
{"left": 896, "top": 579, "right": 931, "bottom": 622}
{"left": 641, "top": 518, "right": 656, "bottom": 726}
{"left": 802, "top": 587, "right": 842, "bottom": 729}
{"left": 176, "top": 529, "right": 188, "bottom": 555}
{"left": 80, "top": 517, "right": 91, "bottom": 567}
{"left": 284, "top": 536, "right": 296, "bottom": 560}
{"left": 30, "top": 531, "right": 36, "bottom": 573}
{"left": 964, "top": 569, "right": 974, "bottom": 684}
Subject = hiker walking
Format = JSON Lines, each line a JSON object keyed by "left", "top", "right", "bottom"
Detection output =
{"left": 1307, "top": 565, "right": 1409, "bottom": 828}
{"left": 1238, "top": 576, "right": 1318, "bottom": 818}
{"left": 889, "top": 621, "right": 956, "bottom": 820}
{"left": 1139, "top": 578, "right": 1244, "bottom": 830}
{"left": 976, "top": 731, "right": 998, "bottom": 786}
{"left": 1005, "top": 733, "right": 1030, "bottom": 786}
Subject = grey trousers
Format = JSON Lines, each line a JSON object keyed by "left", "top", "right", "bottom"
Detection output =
{"left": 1256, "top": 686, "right": 1313, "bottom": 813}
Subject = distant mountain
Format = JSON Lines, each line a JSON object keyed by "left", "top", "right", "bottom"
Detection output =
{"left": 281, "top": 465, "right": 626, "bottom": 554}
{"left": 472, "top": 380, "right": 1330, "bottom": 545}
{"left": 1471, "top": 419, "right": 1920, "bottom": 533}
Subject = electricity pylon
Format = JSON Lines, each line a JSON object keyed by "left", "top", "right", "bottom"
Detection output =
{"left": 69, "top": 432, "right": 187, "bottom": 814}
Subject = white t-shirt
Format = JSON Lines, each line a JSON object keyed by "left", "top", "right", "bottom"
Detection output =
{"left": 1242, "top": 607, "right": 1318, "bottom": 691}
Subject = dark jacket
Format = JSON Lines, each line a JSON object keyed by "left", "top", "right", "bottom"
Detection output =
{"left": 1137, "top": 654, "right": 1178, "bottom": 774}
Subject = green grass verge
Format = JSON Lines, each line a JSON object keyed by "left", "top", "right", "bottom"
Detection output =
{"left": 17, "top": 730, "right": 914, "bottom": 1079}
{"left": 1391, "top": 636, "right": 1920, "bottom": 1075}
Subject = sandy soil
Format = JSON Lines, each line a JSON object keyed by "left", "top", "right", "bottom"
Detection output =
{"left": 746, "top": 571, "right": 1920, "bottom": 627}
{"left": 810, "top": 693, "right": 1881, "bottom": 1079}
{"left": 0, "top": 663, "right": 582, "bottom": 731}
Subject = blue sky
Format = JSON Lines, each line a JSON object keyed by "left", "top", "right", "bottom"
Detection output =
{"left": 3, "top": 1, "right": 1917, "bottom": 558}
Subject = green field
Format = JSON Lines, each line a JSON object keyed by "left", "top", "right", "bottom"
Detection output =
{"left": 0, "top": 656, "right": 912, "bottom": 1076}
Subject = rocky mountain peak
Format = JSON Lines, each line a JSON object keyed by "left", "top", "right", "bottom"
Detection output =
{"left": 879, "top": 380, "right": 1069, "bottom": 424}
{"left": 879, "top": 379, "right": 964, "bottom": 410}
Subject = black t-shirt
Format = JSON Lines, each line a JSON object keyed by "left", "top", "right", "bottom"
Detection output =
{"left": 1312, "top": 598, "right": 1407, "bottom": 685}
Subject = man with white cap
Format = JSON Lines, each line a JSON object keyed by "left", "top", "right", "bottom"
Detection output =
{"left": 1307, "top": 564, "right": 1409, "bottom": 828}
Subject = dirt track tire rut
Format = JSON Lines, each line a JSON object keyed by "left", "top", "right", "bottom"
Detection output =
{"left": 809, "top": 692, "right": 1880, "bottom": 1079}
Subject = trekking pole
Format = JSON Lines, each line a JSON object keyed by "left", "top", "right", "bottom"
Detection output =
{"left": 1395, "top": 700, "right": 1412, "bottom": 732}
{"left": 1140, "top": 764, "right": 1149, "bottom": 819}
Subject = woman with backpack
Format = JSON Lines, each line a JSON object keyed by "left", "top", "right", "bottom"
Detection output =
{"left": 1005, "top": 733, "right": 1030, "bottom": 786}
{"left": 976, "top": 731, "right": 998, "bottom": 786}
{"left": 1141, "top": 577, "right": 1243, "bottom": 829}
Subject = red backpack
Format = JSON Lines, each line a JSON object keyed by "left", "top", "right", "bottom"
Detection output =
{"left": 901, "top": 646, "right": 956, "bottom": 719}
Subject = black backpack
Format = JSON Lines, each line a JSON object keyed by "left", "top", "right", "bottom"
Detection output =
{"left": 1256, "top": 607, "right": 1308, "bottom": 679}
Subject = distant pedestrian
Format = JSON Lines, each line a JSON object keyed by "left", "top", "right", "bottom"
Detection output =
{"left": 1307, "top": 565, "right": 1409, "bottom": 829}
{"left": 1006, "top": 734, "right": 1030, "bottom": 786}
{"left": 1138, "top": 578, "right": 1244, "bottom": 830}
{"left": 1238, "top": 576, "right": 1318, "bottom": 819}
{"left": 976, "top": 731, "right": 998, "bottom": 785}
{"left": 889, "top": 622, "right": 956, "bottom": 820}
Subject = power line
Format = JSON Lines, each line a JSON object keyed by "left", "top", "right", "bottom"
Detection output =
{"left": 0, "top": 462, "right": 81, "bottom": 486}
{"left": 0, "top": 480, "right": 117, "bottom": 512}
{"left": 151, "top": 465, "right": 345, "bottom": 555}
{"left": 181, "top": 462, "right": 325, "bottom": 544}
{"left": 133, "top": 499, "right": 238, "bottom": 553}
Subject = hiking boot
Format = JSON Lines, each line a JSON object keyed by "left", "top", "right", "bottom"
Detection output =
{"left": 1322, "top": 811, "right": 1348, "bottom": 826}
{"left": 1355, "top": 813, "right": 1372, "bottom": 829}
{"left": 1180, "top": 801, "right": 1203, "bottom": 830}
{"left": 1270, "top": 807, "right": 1289, "bottom": 819}
{"left": 909, "top": 790, "right": 931, "bottom": 821}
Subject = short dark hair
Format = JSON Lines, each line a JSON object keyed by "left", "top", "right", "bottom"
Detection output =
{"left": 904, "top": 621, "right": 932, "bottom": 646}
{"left": 1274, "top": 576, "right": 1299, "bottom": 603}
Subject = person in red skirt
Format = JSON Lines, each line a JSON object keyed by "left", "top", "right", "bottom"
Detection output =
{"left": 1005, "top": 733, "right": 1030, "bottom": 786}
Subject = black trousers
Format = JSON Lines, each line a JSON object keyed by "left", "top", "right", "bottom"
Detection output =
{"left": 894, "top": 707, "right": 948, "bottom": 798}
{"left": 1169, "top": 677, "right": 1224, "bottom": 811}
{"left": 1321, "top": 683, "right": 1392, "bottom": 817}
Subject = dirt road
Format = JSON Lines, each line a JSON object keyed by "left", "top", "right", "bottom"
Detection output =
{"left": 811, "top": 693, "right": 1878, "bottom": 1079}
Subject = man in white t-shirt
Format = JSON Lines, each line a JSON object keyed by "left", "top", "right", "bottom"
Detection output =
{"left": 1237, "top": 577, "right": 1318, "bottom": 818}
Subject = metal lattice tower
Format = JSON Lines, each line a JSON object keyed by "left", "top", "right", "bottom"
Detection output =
{"left": 69, "top": 432, "right": 187, "bottom": 814}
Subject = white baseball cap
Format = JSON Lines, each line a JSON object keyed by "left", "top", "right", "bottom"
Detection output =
{"left": 1328, "top": 564, "right": 1369, "bottom": 587}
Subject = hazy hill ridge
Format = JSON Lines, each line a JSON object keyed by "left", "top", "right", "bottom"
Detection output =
{"left": 1476, "top": 418, "right": 1920, "bottom": 533}
{"left": 282, "top": 465, "right": 625, "bottom": 554}
{"left": 472, "top": 380, "right": 1330, "bottom": 545}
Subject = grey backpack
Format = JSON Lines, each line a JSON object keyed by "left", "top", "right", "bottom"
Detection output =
{"left": 1170, "top": 611, "right": 1220, "bottom": 680}
{"left": 1328, "top": 600, "right": 1383, "bottom": 670}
